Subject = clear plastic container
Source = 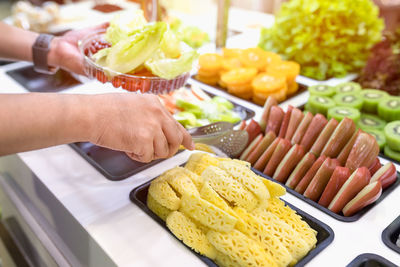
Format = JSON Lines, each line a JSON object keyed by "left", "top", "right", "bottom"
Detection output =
{"left": 78, "top": 30, "right": 190, "bottom": 93}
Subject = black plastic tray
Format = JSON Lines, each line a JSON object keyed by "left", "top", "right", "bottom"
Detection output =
{"left": 192, "top": 75, "right": 308, "bottom": 107}
{"left": 6, "top": 65, "right": 80, "bottom": 92}
{"left": 382, "top": 215, "right": 400, "bottom": 254}
{"left": 69, "top": 142, "right": 180, "bottom": 181}
{"left": 129, "top": 178, "right": 334, "bottom": 267}
{"left": 346, "top": 253, "right": 398, "bottom": 267}
{"left": 252, "top": 169, "right": 400, "bottom": 222}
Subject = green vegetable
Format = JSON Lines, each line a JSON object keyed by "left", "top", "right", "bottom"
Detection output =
{"left": 160, "top": 29, "right": 181, "bottom": 58}
{"left": 169, "top": 18, "right": 209, "bottom": 49}
{"left": 105, "top": 22, "right": 167, "bottom": 75}
{"left": 176, "top": 99, "right": 201, "bottom": 111}
{"left": 174, "top": 112, "right": 198, "bottom": 128}
{"left": 145, "top": 49, "right": 198, "bottom": 79}
{"left": 259, "top": 0, "right": 383, "bottom": 80}
{"left": 105, "top": 11, "right": 147, "bottom": 45}
{"left": 211, "top": 96, "right": 234, "bottom": 110}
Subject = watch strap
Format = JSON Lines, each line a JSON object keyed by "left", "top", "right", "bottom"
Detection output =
{"left": 32, "top": 34, "right": 58, "bottom": 74}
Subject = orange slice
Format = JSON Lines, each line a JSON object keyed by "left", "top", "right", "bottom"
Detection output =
{"left": 199, "top": 53, "right": 223, "bottom": 72}
{"left": 265, "top": 51, "right": 282, "bottom": 66}
{"left": 287, "top": 82, "right": 299, "bottom": 95}
{"left": 266, "top": 61, "right": 300, "bottom": 83}
{"left": 222, "top": 48, "right": 243, "bottom": 58}
{"left": 239, "top": 47, "right": 268, "bottom": 71}
{"left": 252, "top": 73, "right": 286, "bottom": 93}
{"left": 221, "top": 67, "right": 258, "bottom": 85}
{"left": 222, "top": 57, "right": 242, "bottom": 71}
{"left": 196, "top": 75, "right": 219, "bottom": 86}
{"left": 227, "top": 83, "right": 253, "bottom": 94}
{"left": 198, "top": 68, "right": 220, "bottom": 77}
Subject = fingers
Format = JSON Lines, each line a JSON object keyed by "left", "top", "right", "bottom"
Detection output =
{"left": 153, "top": 130, "right": 169, "bottom": 160}
{"left": 162, "top": 119, "right": 184, "bottom": 157}
{"left": 176, "top": 120, "right": 195, "bottom": 150}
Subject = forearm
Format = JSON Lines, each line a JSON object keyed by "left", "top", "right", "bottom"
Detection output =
{"left": 0, "top": 93, "right": 93, "bottom": 155}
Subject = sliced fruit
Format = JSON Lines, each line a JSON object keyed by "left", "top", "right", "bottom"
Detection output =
{"left": 333, "top": 92, "right": 363, "bottom": 110}
{"left": 378, "top": 97, "right": 400, "bottom": 122}
{"left": 304, "top": 158, "right": 340, "bottom": 201}
{"left": 285, "top": 108, "right": 304, "bottom": 141}
{"left": 334, "top": 82, "right": 362, "bottom": 94}
{"left": 307, "top": 95, "right": 335, "bottom": 116}
{"left": 310, "top": 118, "right": 339, "bottom": 157}
{"left": 368, "top": 158, "right": 382, "bottom": 176}
{"left": 346, "top": 132, "right": 380, "bottom": 172}
{"left": 273, "top": 144, "right": 306, "bottom": 183}
{"left": 384, "top": 121, "right": 400, "bottom": 151}
{"left": 384, "top": 145, "right": 400, "bottom": 162}
{"left": 328, "top": 167, "right": 371, "bottom": 213}
{"left": 357, "top": 114, "right": 386, "bottom": 131}
{"left": 342, "top": 181, "right": 382, "bottom": 217}
{"left": 337, "top": 130, "right": 360, "bottom": 166}
{"left": 370, "top": 162, "right": 397, "bottom": 189}
{"left": 253, "top": 137, "right": 280, "bottom": 171}
{"left": 198, "top": 53, "right": 223, "bottom": 72}
{"left": 321, "top": 117, "right": 356, "bottom": 158}
{"left": 278, "top": 106, "right": 294, "bottom": 138}
{"left": 300, "top": 114, "right": 328, "bottom": 152}
{"left": 364, "top": 128, "right": 386, "bottom": 150}
{"left": 266, "top": 106, "right": 285, "bottom": 136}
{"left": 295, "top": 155, "right": 327, "bottom": 194}
{"left": 263, "top": 138, "right": 292, "bottom": 177}
{"left": 240, "top": 134, "right": 263, "bottom": 161}
{"left": 286, "top": 153, "right": 316, "bottom": 189}
{"left": 318, "top": 166, "right": 351, "bottom": 207}
{"left": 244, "top": 119, "right": 262, "bottom": 146}
{"left": 327, "top": 106, "right": 361, "bottom": 123}
{"left": 291, "top": 112, "right": 314, "bottom": 145}
{"left": 308, "top": 84, "right": 335, "bottom": 97}
{"left": 252, "top": 73, "right": 287, "bottom": 94}
{"left": 360, "top": 89, "right": 389, "bottom": 113}
{"left": 246, "top": 131, "right": 277, "bottom": 165}
{"left": 239, "top": 47, "right": 269, "bottom": 71}
{"left": 221, "top": 67, "right": 258, "bottom": 86}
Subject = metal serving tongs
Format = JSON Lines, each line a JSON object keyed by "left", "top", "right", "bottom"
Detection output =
{"left": 188, "top": 122, "right": 249, "bottom": 158}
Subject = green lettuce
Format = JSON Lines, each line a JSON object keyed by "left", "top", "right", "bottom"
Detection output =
{"left": 105, "top": 22, "right": 167, "bottom": 74}
{"left": 105, "top": 11, "right": 147, "bottom": 45}
{"left": 259, "top": 0, "right": 384, "bottom": 80}
{"left": 160, "top": 29, "right": 181, "bottom": 58}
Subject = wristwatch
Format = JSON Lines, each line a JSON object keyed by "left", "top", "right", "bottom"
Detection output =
{"left": 32, "top": 33, "right": 59, "bottom": 74}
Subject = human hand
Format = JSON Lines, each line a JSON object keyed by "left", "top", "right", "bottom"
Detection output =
{"left": 48, "top": 23, "right": 109, "bottom": 75}
{"left": 88, "top": 93, "right": 194, "bottom": 163}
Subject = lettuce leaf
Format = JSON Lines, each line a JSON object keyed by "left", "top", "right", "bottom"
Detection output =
{"left": 105, "top": 22, "right": 167, "bottom": 75}
{"left": 105, "top": 11, "right": 147, "bottom": 45}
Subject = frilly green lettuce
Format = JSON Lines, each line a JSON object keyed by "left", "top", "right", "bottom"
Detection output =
{"left": 105, "top": 10, "right": 147, "bottom": 45}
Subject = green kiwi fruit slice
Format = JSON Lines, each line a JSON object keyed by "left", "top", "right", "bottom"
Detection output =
{"left": 327, "top": 106, "right": 361, "bottom": 123}
{"left": 357, "top": 113, "right": 387, "bottom": 131}
{"left": 308, "top": 84, "right": 335, "bottom": 97}
{"left": 378, "top": 97, "right": 400, "bottom": 122}
{"left": 384, "top": 145, "right": 400, "bottom": 162}
{"left": 333, "top": 93, "right": 363, "bottom": 110}
{"left": 308, "top": 95, "right": 335, "bottom": 116}
{"left": 384, "top": 121, "right": 400, "bottom": 151}
{"left": 364, "top": 129, "right": 386, "bottom": 150}
{"left": 334, "top": 82, "right": 362, "bottom": 94}
{"left": 359, "top": 89, "right": 389, "bottom": 113}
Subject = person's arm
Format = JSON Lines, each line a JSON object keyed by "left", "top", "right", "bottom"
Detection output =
{"left": 0, "top": 93, "right": 194, "bottom": 162}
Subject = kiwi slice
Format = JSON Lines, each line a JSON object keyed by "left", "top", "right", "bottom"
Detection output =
{"left": 384, "top": 121, "right": 400, "bottom": 151}
{"left": 308, "top": 84, "right": 335, "bottom": 97}
{"left": 384, "top": 145, "right": 400, "bottom": 162}
{"left": 327, "top": 106, "right": 361, "bottom": 123}
{"left": 333, "top": 93, "right": 363, "bottom": 110}
{"left": 378, "top": 97, "right": 400, "bottom": 122}
{"left": 364, "top": 128, "right": 386, "bottom": 150}
{"left": 334, "top": 82, "right": 362, "bottom": 94}
{"left": 357, "top": 113, "right": 387, "bottom": 131}
{"left": 360, "top": 89, "right": 389, "bottom": 113}
{"left": 308, "top": 95, "right": 335, "bottom": 116}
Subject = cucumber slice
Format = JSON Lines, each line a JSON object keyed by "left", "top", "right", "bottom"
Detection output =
{"left": 357, "top": 113, "right": 387, "bottom": 131}
{"left": 360, "top": 89, "right": 389, "bottom": 114}
{"left": 334, "top": 82, "right": 362, "bottom": 94}
{"left": 308, "top": 84, "right": 335, "bottom": 97}
{"left": 378, "top": 97, "right": 400, "bottom": 122}
{"left": 333, "top": 93, "right": 363, "bottom": 110}
{"left": 327, "top": 106, "right": 361, "bottom": 123}
{"left": 364, "top": 128, "right": 386, "bottom": 150}
{"left": 308, "top": 95, "right": 335, "bottom": 116}
{"left": 384, "top": 145, "right": 400, "bottom": 162}
{"left": 384, "top": 121, "right": 400, "bottom": 151}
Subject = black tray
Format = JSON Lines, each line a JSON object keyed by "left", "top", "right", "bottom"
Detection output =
{"left": 129, "top": 178, "right": 334, "bottom": 267}
{"left": 192, "top": 75, "right": 308, "bottom": 107}
{"left": 252, "top": 169, "right": 400, "bottom": 222}
{"left": 382, "top": 215, "right": 400, "bottom": 254}
{"left": 0, "top": 60, "right": 14, "bottom": 66}
{"left": 346, "top": 253, "right": 398, "bottom": 267}
{"left": 70, "top": 142, "right": 180, "bottom": 181}
{"left": 6, "top": 65, "right": 80, "bottom": 92}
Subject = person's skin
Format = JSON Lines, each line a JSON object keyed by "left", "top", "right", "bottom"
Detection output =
{"left": 0, "top": 22, "right": 194, "bottom": 162}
